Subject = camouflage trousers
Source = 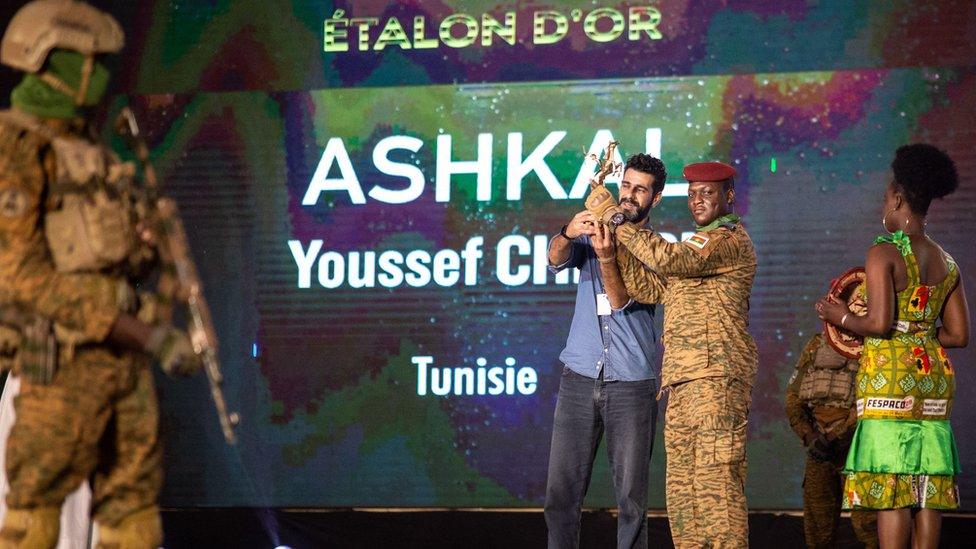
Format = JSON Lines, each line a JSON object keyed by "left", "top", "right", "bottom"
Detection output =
{"left": 4, "top": 345, "right": 161, "bottom": 527}
{"left": 664, "top": 376, "right": 750, "bottom": 549}
{"left": 803, "top": 453, "right": 878, "bottom": 549}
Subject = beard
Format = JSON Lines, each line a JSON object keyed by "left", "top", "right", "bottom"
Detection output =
{"left": 621, "top": 200, "right": 650, "bottom": 223}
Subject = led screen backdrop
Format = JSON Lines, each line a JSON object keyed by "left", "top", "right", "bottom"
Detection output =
{"left": 2, "top": 0, "right": 974, "bottom": 509}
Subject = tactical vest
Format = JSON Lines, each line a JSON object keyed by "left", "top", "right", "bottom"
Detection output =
{"left": 0, "top": 109, "right": 136, "bottom": 274}
{"left": 797, "top": 342, "right": 858, "bottom": 408}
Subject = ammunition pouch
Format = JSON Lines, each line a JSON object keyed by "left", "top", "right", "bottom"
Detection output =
{"left": 798, "top": 347, "right": 859, "bottom": 408}
{"left": 50, "top": 279, "right": 135, "bottom": 358}
{"left": 813, "top": 344, "right": 847, "bottom": 369}
{"left": 20, "top": 315, "right": 57, "bottom": 384}
{"left": 0, "top": 311, "right": 58, "bottom": 384}
{"left": 45, "top": 191, "right": 134, "bottom": 273}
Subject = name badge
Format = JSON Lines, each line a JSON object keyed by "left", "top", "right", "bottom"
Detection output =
{"left": 596, "top": 293, "right": 612, "bottom": 316}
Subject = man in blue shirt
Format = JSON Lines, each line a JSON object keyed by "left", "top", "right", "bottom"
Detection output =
{"left": 544, "top": 154, "right": 668, "bottom": 549}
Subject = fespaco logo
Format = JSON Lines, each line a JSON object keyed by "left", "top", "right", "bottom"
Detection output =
{"left": 863, "top": 396, "right": 915, "bottom": 413}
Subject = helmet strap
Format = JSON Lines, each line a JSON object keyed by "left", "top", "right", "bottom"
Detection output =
{"left": 38, "top": 71, "right": 78, "bottom": 99}
{"left": 76, "top": 54, "right": 94, "bottom": 105}
{"left": 36, "top": 54, "right": 94, "bottom": 106}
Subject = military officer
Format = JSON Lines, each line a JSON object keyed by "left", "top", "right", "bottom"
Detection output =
{"left": 786, "top": 333, "right": 878, "bottom": 549}
{"left": 0, "top": 1, "right": 199, "bottom": 547}
{"left": 587, "top": 161, "right": 757, "bottom": 548}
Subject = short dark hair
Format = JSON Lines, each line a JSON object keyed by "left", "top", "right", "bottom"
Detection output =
{"left": 891, "top": 143, "right": 959, "bottom": 215}
{"left": 624, "top": 154, "right": 667, "bottom": 196}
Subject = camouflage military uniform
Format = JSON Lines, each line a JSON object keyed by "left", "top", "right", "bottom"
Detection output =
{"left": 614, "top": 220, "right": 757, "bottom": 548}
{"left": 0, "top": 2, "right": 204, "bottom": 546}
{"left": 0, "top": 112, "right": 162, "bottom": 547}
{"left": 785, "top": 334, "right": 878, "bottom": 549}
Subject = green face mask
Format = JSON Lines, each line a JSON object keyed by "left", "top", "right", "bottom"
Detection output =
{"left": 10, "top": 50, "right": 111, "bottom": 119}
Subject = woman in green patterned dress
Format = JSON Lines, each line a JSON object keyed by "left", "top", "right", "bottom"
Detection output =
{"left": 816, "top": 144, "right": 970, "bottom": 549}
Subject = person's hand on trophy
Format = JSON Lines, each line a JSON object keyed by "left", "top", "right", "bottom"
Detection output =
{"left": 562, "top": 211, "right": 599, "bottom": 240}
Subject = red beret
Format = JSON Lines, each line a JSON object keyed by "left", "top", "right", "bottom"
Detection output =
{"left": 683, "top": 161, "right": 737, "bottom": 182}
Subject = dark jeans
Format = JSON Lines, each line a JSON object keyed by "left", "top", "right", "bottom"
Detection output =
{"left": 544, "top": 367, "right": 658, "bottom": 549}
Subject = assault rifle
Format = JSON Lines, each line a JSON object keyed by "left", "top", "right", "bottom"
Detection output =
{"left": 115, "top": 106, "right": 239, "bottom": 444}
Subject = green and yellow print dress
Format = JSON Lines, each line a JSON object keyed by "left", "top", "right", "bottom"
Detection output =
{"left": 843, "top": 231, "right": 961, "bottom": 510}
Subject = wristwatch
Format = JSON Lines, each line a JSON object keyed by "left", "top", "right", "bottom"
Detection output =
{"left": 607, "top": 211, "right": 626, "bottom": 228}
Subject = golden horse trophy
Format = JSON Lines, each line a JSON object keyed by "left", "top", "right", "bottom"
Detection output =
{"left": 587, "top": 140, "right": 622, "bottom": 188}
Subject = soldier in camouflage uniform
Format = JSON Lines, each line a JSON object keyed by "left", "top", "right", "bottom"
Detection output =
{"left": 0, "top": 2, "right": 200, "bottom": 547}
{"left": 785, "top": 333, "right": 878, "bottom": 549}
{"left": 587, "top": 161, "right": 757, "bottom": 548}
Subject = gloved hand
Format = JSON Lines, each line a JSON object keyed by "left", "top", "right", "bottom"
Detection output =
{"left": 145, "top": 326, "right": 201, "bottom": 377}
{"left": 806, "top": 433, "right": 834, "bottom": 462}
{"left": 135, "top": 291, "right": 162, "bottom": 325}
{"left": 584, "top": 184, "right": 625, "bottom": 227}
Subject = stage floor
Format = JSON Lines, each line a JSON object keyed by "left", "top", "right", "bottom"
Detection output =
{"left": 161, "top": 508, "right": 976, "bottom": 548}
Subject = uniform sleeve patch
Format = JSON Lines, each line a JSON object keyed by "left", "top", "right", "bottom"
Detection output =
{"left": 0, "top": 189, "right": 27, "bottom": 218}
{"left": 685, "top": 232, "right": 709, "bottom": 249}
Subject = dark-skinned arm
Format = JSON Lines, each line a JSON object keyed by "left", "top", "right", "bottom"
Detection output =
{"left": 107, "top": 313, "right": 155, "bottom": 352}
{"left": 819, "top": 244, "right": 896, "bottom": 338}
{"left": 938, "top": 277, "right": 970, "bottom": 348}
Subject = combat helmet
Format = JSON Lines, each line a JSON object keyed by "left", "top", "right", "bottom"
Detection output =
{"left": 1, "top": 0, "right": 123, "bottom": 104}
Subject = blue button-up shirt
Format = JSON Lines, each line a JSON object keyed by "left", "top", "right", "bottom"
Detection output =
{"left": 551, "top": 235, "right": 659, "bottom": 381}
